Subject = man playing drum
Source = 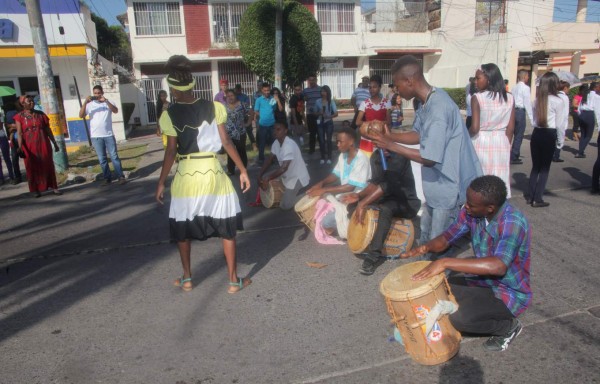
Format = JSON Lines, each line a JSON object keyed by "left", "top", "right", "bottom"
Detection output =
{"left": 402, "top": 175, "right": 531, "bottom": 352}
{"left": 342, "top": 148, "right": 421, "bottom": 275}
{"left": 258, "top": 122, "right": 310, "bottom": 210}
{"left": 306, "top": 127, "right": 371, "bottom": 236}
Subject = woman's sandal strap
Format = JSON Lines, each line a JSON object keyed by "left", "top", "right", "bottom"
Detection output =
{"left": 178, "top": 277, "right": 192, "bottom": 286}
{"left": 228, "top": 278, "right": 242, "bottom": 288}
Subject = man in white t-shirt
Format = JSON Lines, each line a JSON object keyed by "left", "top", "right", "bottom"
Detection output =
{"left": 79, "top": 85, "right": 125, "bottom": 185}
{"left": 258, "top": 122, "right": 310, "bottom": 210}
{"left": 307, "top": 127, "right": 371, "bottom": 236}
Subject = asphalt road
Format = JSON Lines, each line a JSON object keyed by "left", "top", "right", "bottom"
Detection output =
{"left": 0, "top": 118, "right": 599, "bottom": 384}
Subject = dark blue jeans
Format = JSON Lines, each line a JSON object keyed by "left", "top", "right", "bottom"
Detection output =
{"left": 92, "top": 136, "right": 124, "bottom": 181}
{"left": 578, "top": 110, "right": 595, "bottom": 156}
{"left": 592, "top": 135, "right": 600, "bottom": 192}
{"left": 257, "top": 125, "right": 274, "bottom": 161}
{"left": 511, "top": 108, "right": 526, "bottom": 161}
{"left": 317, "top": 120, "right": 334, "bottom": 160}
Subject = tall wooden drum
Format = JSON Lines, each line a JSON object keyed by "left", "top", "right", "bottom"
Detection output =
{"left": 380, "top": 261, "right": 461, "bottom": 365}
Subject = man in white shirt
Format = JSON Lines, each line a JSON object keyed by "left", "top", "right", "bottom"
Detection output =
{"left": 258, "top": 122, "right": 310, "bottom": 210}
{"left": 79, "top": 85, "right": 126, "bottom": 185}
{"left": 553, "top": 81, "right": 571, "bottom": 162}
{"left": 510, "top": 70, "right": 534, "bottom": 165}
{"left": 307, "top": 127, "right": 371, "bottom": 236}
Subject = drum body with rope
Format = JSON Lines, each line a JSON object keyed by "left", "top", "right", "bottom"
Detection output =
{"left": 294, "top": 195, "right": 319, "bottom": 231}
{"left": 380, "top": 261, "right": 461, "bottom": 365}
{"left": 260, "top": 179, "right": 285, "bottom": 208}
{"left": 347, "top": 208, "right": 414, "bottom": 258}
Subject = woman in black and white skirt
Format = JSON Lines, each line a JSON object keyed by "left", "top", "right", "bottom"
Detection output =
{"left": 155, "top": 55, "right": 251, "bottom": 293}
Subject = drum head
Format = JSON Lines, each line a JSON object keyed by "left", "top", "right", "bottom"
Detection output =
{"left": 260, "top": 183, "right": 274, "bottom": 208}
{"left": 359, "top": 120, "right": 385, "bottom": 138}
{"left": 347, "top": 208, "right": 376, "bottom": 253}
{"left": 295, "top": 195, "right": 318, "bottom": 212}
{"left": 379, "top": 261, "right": 445, "bottom": 301}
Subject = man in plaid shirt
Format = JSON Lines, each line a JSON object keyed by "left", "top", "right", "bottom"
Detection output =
{"left": 402, "top": 175, "right": 531, "bottom": 352}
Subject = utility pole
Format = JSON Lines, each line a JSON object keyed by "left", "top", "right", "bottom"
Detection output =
{"left": 24, "top": 0, "right": 68, "bottom": 172}
{"left": 274, "top": 0, "right": 283, "bottom": 89}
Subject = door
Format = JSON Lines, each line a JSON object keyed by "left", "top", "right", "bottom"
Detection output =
{"left": 141, "top": 78, "right": 163, "bottom": 124}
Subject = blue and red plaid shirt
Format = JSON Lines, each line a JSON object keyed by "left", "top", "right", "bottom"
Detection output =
{"left": 442, "top": 202, "right": 532, "bottom": 316}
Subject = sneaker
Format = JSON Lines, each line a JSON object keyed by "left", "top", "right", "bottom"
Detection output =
{"left": 483, "top": 318, "right": 522, "bottom": 352}
{"left": 574, "top": 153, "right": 586, "bottom": 158}
{"left": 326, "top": 159, "right": 332, "bottom": 164}
{"left": 101, "top": 180, "right": 111, "bottom": 187}
{"left": 319, "top": 159, "right": 325, "bottom": 165}
{"left": 359, "top": 257, "right": 383, "bottom": 275}
{"left": 118, "top": 177, "right": 127, "bottom": 185}
{"left": 552, "top": 158, "right": 564, "bottom": 163}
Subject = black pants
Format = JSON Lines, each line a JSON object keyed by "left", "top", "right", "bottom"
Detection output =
{"left": 465, "top": 116, "right": 472, "bottom": 130}
{"left": 528, "top": 128, "right": 557, "bottom": 203}
{"left": 511, "top": 108, "right": 526, "bottom": 161}
{"left": 306, "top": 114, "right": 318, "bottom": 153}
{"left": 9, "top": 139, "right": 22, "bottom": 182}
{"left": 570, "top": 110, "right": 580, "bottom": 133}
{"left": 578, "top": 110, "right": 595, "bottom": 156}
{"left": 448, "top": 277, "right": 514, "bottom": 336}
{"left": 245, "top": 124, "right": 256, "bottom": 145}
{"left": 366, "top": 200, "right": 416, "bottom": 262}
{"left": 227, "top": 134, "right": 247, "bottom": 174}
{"left": 592, "top": 135, "right": 600, "bottom": 192}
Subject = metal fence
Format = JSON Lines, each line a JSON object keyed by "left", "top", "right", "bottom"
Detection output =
{"left": 192, "top": 73, "right": 213, "bottom": 102}
{"left": 141, "top": 78, "right": 163, "bottom": 124}
{"left": 320, "top": 69, "right": 356, "bottom": 99}
{"left": 218, "top": 61, "right": 257, "bottom": 102}
{"left": 212, "top": 3, "right": 250, "bottom": 43}
{"left": 366, "top": 1, "right": 428, "bottom": 33}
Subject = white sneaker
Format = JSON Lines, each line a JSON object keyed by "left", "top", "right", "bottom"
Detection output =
{"left": 319, "top": 159, "right": 325, "bottom": 165}
{"left": 326, "top": 159, "right": 332, "bottom": 164}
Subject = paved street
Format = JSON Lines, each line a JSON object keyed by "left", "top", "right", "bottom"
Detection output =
{"left": 1, "top": 117, "right": 599, "bottom": 384}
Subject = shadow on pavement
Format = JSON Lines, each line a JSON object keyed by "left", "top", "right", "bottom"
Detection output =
{"left": 438, "top": 353, "right": 484, "bottom": 384}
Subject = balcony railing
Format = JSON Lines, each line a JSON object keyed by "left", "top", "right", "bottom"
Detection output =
{"left": 363, "top": 2, "right": 428, "bottom": 33}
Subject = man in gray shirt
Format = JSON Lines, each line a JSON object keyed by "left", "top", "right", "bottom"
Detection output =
{"left": 371, "top": 55, "right": 482, "bottom": 261}
{"left": 302, "top": 75, "right": 322, "bottom": 154}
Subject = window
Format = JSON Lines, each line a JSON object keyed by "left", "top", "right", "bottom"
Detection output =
{"left": 212, "top": 3, "right": 250, "bottom": 43}
{"left": 475, "top": 1, "right": 506, "bottom": 36}
{"left": 133, "top": 2, "right": 182, "bottom": 36}
{"left": 317, "top": 3, "right": 355, "bottom": 33}
{"left": 320, "top": 69, "right": 355, "bottom": 99}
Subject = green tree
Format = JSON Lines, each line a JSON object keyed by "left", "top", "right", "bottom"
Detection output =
{"left": 238, "top": 0, "right": 322, "bottom": 85}
{"left": 91, "top": 13, "right": 132, "bottom": 70}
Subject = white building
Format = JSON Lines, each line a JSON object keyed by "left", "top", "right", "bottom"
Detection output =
{"left": 0, "top": 0, "right": 127, "bottom": 142}
{"left": 125, "top": 0, "right": 600, "bottom": 126}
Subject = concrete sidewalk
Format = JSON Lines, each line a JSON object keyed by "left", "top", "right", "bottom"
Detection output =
{"left": 0, "top": 122, "right": 599, "bottom": 383}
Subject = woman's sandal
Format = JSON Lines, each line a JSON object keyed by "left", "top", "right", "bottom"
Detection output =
{"left": 174, "top": 276, "right": 193, "bottom": 292}
{"left": 227, "top": 277, "right": 251, "bottom": 294}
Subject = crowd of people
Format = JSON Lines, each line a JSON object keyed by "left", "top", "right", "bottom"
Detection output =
{"left": 150, "top": 54, "right": 557, "bottom": 353}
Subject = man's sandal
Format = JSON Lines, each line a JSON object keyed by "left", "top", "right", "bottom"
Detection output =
{"left": 174, "top": 276, "right": 193, "bottom": 292}
{"left": 228, "top": 277, "right": 251, "bottom": 294}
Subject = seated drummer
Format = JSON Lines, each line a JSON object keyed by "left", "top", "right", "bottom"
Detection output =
{"left": 402, "top": 175, "right": 531, "bottom": 352}
{"left": 342, "top": 147, "right": 420, "bottom": 275}
{"left": 306, "top": 127, "right": 371, "bottom": 235}
{"left": 258, "top": 122, "right": 310, "bottom": 210}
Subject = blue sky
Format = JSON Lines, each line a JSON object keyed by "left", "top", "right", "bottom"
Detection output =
{"left": 554, "top": 0, "right": 600, "bottom": 22}
{"left": 84, "top": 0, "right": 127, "bottom": 26}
